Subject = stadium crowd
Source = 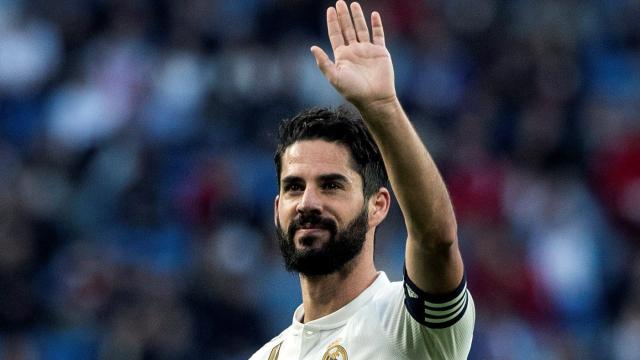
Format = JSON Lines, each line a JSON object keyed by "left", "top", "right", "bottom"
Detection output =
{"left": 0, "top": 0, "right": 639, "bottom": 358}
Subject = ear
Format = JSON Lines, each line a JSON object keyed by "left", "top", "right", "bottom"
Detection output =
{"left": 274, "top": 195, "right": 280, "bottom": 227}
{"left": 367, "top": 187, "right": 390, "bottom": 228}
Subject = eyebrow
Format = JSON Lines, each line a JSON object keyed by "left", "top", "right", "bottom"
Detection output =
{"left": 281, "top": 173, "right": 351, "bottom": 185}
{"left": 318, "top": 173, "right": 350, "bottom": 184}
{"left": 281, "top": 175, "right": 304, "bottom": 185}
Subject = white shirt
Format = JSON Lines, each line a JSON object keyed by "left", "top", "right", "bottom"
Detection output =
{"left": 250, "top": 271, "right": 475, "bottom": 360}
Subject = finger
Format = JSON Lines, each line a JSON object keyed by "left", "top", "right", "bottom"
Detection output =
{"left": 350, "top": 2, "right": 370, "bottom": 43}
{"left": 336, "top": 0, "right": 357, "bottom": 44}
{"left": 371, "top": 11, "right": 385, "bottom": 46}
{"left": 327, "top": 7, "right": 344, "bottom": 51}
{"left": 311, "top": 46, "right": 337, "bottom": 83}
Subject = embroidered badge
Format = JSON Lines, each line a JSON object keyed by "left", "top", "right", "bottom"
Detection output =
{"left": 322, "top": 344, "right": 348, "bottom": 360}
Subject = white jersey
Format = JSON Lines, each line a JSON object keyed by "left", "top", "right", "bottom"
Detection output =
{"left": 250, "top": 271, "right": 475, "bottom": 360}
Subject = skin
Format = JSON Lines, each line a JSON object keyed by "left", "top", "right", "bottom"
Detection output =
{"left": 276, "top": 140, "right": 390, "bottom": 321}
{"left": 277, "top": 0, "right": 464, "bottom": 322}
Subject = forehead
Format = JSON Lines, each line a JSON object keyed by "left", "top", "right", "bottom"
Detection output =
{"left": 280, "top": 140, "right": 359, "bottom": 180}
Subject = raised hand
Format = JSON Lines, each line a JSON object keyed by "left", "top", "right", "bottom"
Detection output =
{"left": 311, "top": 1, "right": 396, "bottom": 109}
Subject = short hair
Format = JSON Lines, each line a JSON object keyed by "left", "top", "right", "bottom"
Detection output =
{"left": 274, "top": 106, "right": 388, "bottom": 198}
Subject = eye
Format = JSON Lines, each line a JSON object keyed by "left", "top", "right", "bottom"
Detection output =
{"left": 283, "top": 183, "right": 303, "bottom": 193}
{"left": 322, "top": 182, "right": 342, "bottom": 191}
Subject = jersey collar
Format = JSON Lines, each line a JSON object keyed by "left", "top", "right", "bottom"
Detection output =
{"left": 291, "top": 271, "right": 390, "bottom": 331}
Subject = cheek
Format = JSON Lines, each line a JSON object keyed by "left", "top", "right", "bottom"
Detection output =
{"left": 276, "top": 202, "right": 294, "bottom": 227}
{"left": 277, "top": 212, "right": 287, "bottom": 228}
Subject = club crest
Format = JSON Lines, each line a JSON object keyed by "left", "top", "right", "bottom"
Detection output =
{"left": 322, "top": 344, "right": 348, "bottom": 360}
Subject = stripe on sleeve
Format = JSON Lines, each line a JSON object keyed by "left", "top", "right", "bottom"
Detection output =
{"left": 403, "top": 266, "right": 469, "bottom": 329}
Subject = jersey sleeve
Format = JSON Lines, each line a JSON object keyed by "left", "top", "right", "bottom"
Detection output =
{"left": 403, "top": 267, "right": 469, "bottom": 329}
{"left": 376, "top": 269, "right": 475, "bottom": 360}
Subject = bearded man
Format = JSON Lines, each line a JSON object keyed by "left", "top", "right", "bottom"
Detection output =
{"left": 250, "top": 2, "right": 475, "bottom": 359}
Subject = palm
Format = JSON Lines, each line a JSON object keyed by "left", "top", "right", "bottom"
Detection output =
{"left": 332, "top": 43, "right": 394, "bottom": 105}
{"left": 311, "top": 1, "right": 396, "bottom": 108}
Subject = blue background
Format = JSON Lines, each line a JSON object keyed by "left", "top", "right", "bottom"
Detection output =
{"left": 0, "top": 0, "right": 639, "bottom": 358}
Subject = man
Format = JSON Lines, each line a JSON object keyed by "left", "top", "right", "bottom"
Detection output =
{"left": 250, "top": 1, "right": 474, "bottom": 359}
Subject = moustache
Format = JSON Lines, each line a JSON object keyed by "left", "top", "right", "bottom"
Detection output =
{"left": 287, "top": 213, "right": 338, "bottom": 239}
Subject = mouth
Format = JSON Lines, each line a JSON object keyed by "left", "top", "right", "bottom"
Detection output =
{"left": 296, "top": 227, "right": 327, "bottom": 235}
{"left": 299, "top": 222, "right": 324, "bottom": 230}
{"left": 294, "top": 226, "right": 329, "bottom": 247}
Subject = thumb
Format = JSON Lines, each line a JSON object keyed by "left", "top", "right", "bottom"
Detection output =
{"left": 310, "top": 46, "right": 337, "bottom": 84}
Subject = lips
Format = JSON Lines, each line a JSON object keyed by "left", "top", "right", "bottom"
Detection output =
{"left": 295, "top": 228, "right": 329, "bottom": 246}
{"left": 297, "top": 227, "right": 327, "bottom": 233}
{"left": 287, "top": 213, "right": 338, "bottom": 243}
{"left": 293, "top": 222, "right": 331, "bottom": 247}
{"left": 295, "top": 225, "right": 328, "bottom": 237}
{"left": 299, "top": 222, "right": 326, "bottom": 230}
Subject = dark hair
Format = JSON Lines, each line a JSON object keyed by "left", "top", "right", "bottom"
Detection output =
{"left": 274, "top": 106, "right": 388, "bottom": 198}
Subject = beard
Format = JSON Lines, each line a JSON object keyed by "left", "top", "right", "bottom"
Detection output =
{"left": 276, "top": 206, "right": 369, "bottom": 277}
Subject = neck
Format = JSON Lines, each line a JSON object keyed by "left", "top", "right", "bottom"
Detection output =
{"left": 298, "top": 238, "right": 376, "bottom": 323}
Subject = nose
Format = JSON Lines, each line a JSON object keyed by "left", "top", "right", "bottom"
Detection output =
{"left": 296, "top": 186, "right": 323, "bottom": 215}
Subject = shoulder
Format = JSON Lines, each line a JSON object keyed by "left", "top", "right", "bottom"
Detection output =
{"left": 370, "top": 278, "right": 406, "bottom": 312}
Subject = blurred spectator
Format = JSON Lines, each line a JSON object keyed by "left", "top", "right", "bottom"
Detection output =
{"left": 0, "top": 0, "right": 639, "bottom": 358}
{"left": 612, "top": 259, "right": 640, "bottom": 360}
{"left": 0, "top": 2, "right": 61, "bottom": 97}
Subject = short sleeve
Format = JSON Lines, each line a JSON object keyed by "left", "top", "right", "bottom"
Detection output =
{"left": 375, "top": 270, "right": 475, "bottom": 359}
{"left": 403, "top": 267, "right": 469, "bottom": 329}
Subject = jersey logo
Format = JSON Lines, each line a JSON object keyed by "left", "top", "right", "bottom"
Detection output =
{"left": 322, "top": 344, "right": 348, "bottom": 360}
{"left": 405, "top": 283, "right": 419, "bottom": 298}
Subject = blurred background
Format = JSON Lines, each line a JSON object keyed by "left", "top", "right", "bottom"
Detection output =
{"left": 0, "top": 0, "right": 640, "bottom": 358}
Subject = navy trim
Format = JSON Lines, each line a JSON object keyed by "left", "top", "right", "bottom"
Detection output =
{"left": 403, "top": 266, "right": 466, "bottom": 302}
{"left": 423, "top": 295, "right": 469, "bottom": 329}
{"left": 403, "top": 266, "right": 468, "bottom": 329}
{"left": 423, "top": 300, "right": 462, "bottom": 312}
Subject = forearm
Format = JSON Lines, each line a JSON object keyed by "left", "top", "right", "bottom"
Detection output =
{"left": 357, "top": 98, "right": 457, "bottom": 246}
{"left": 358, "top": 98, "right": 463, "bottom": 293}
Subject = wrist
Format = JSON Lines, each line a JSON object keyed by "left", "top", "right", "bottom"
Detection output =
{"left": 355, "top": 95, "right": 402, "bottom": 121}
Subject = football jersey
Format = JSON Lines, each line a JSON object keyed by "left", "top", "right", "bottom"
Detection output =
{"left": 249, "top": 271, "right": 475, "bottom": 360}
